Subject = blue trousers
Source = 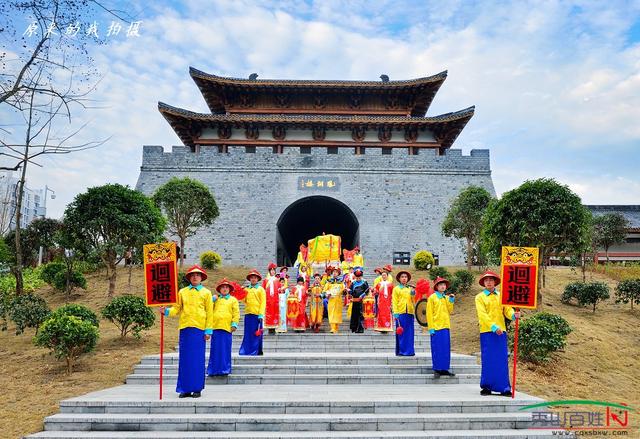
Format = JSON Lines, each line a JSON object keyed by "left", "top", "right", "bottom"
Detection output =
{"left": 480, "top": 331, "right": 511, "bottom": 393}
{"left": 395, "top": 313, "right": 415, "bottom": 356}
{"left": 430, "top": 328, "right": 451, "bottom": 371}
{"left": 176, "top": 327, "right": 206, "bottom": 394}
{"left": 239, "top": 314, "right": 263, "bottom": 356}
{"left": 207, "top": 329, "right": 232, "bottom": 376}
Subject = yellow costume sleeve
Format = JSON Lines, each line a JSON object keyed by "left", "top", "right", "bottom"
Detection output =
{"left": 392, "top": 286, "right": 401, "bottom": 315}
{"left": 232, "top": 297, "right": 240, "bottom": 326}
{"left": 426, "top": 295, "right": 435, "bottom": 330}
{"left": 475, "top": 293, "right": 494, "bottom": 333}
{"left": 503, "top": 303, "right": 515, "bottom": 321}
{"left": 204, "top": 290, "right": 214, "bottom": 331}
{"left": 168, "top": 289, "right": 183, "bottom": 317}
{"left": 259, "top": 287, "right": 266, "bottom": 317}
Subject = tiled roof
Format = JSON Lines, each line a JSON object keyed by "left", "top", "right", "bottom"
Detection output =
{"left": 158, "top": 102, "right": 474, "bottom": 149}
{"left": 586, "top": 205, "right": 640, "bottom": 229}
{"left": 158, "top": 102, "right": 474, "bottom": 124}
{"left": 189, "top": 67, "right": 448, "bottom": 87}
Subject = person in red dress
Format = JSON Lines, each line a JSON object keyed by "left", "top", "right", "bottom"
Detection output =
{"left": 374, "top": 266, "right": 394, "bottom": 333}
{"left": 262, "top": 262, "right": 281, "bottom": 333}
{"left": 291, "top": 276, "right": 308, "bottom": 331}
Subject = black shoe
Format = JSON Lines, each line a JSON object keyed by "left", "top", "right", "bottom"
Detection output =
{"left": 191, "top": 391, "right": 201, "bottom": 398}
{"left": 178, "top": 392, "right": 191, "bottom": 398}
{"left": 480, "top": 388, "right": 492, "bottom": 396}
{"left": 440, "top": 370, "right": 456, "bottom": 377}
{"left": 433, "top": 370, "right": 441, "bottom": 378}
{"left": 500, "top": 391, "right": 513, "bottom": 397}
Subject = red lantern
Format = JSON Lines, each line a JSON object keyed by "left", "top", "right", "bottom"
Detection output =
{"left": 255, "top": 328, "right": 263, "bottom": 337}
{"left": 396, "top": 326, "right": 404, "bottom": 335}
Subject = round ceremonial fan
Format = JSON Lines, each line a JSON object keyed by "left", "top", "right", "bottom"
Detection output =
{"left": 230, "top": 281, "right": 247, "bottom": 301}
{"left": 414, "top": 298, "right": 429, "bottom": 327}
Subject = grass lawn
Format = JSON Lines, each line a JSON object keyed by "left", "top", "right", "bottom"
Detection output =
{"left": 0, "top": 264, "right": 638, "bottom": 437}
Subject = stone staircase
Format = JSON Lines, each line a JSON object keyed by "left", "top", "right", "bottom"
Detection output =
{"left": 27, "top": 307, "right": 560, "bottom": 438}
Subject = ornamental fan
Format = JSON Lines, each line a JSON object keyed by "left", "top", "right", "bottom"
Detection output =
{"left": 414, "top": 278, "right": 432, "bottom": 302}
{"left": 230, "top": 281, "right": 247, "bottom": 301}
{"left": 362, "top": 296, "right": 375, "bottom": 319}
{"left": 286, "top": 298, "right": 299, "bottom": 318}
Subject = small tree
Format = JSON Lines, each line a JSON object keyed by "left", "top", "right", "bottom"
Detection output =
{"left": 518, "top": 312, "right": 572, "bottom": 363}
{"left": 413, "top": 250, "right": 435, "bottom": 270}
{"left": 481, "top": 178, "right": 592, "bottom": 293}
{"left": 50, "top": 304, "right": 100, "bottom": 328}
{"left": 52, "top": 270, "right": 86, "bottom": 293}
{"left": 40, "top": 261, "right": 66, "bottom": 285}
{"left": 102, "top": 295, "right": 155, "bottom": 339}
{"left": 615, "top": 279, "right": 640, "bottom": 310}
{"left": 450, "top": 270, "right": 474, "bottom": 294}
{"left": 153, "top": 178, "right": 219, "bottom": 268}
{"left": 429, "top": 266, "right": 451, "bottom": 281}
{"left": 9, "top": 293, "right": 50, "bottom": 335}
{"left": 63, "top": 184, "right": 165, "bottom": 296}
{"left": 33, "top": 314, "right": 99, "bottom": 374}
{"left": 200, "top": 251, "right": 222, "bottom": 270}
{"left": 592, "top": 213, "right": 629, "bottom": 263}
{"left": 562, "top": 282, "right": 610, "bottom": 312}
{"left": 27, "top": 218, "right": 62, "bottom": 264}
{"left": 442, "top": 186, "right": 493, "bottom": 270}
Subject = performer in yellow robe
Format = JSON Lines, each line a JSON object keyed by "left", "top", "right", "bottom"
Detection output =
{"left": 323, "top": 266, "right": 345, "bottom": 333}
{"left": 352, "top": 246, "right": 364, "bottom": 267}
{"left": 392, "top": 270, "right": 415, "bottom": 356}
{"left": 308, "top": 273, "right": 324, "bottom": 332}
{"left": 372, "top": 267, "right": 383, "bottom": 288}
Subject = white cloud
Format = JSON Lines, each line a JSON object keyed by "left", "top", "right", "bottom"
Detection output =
{"left": 4, "top": 0, "right": 639, "bottom": 218}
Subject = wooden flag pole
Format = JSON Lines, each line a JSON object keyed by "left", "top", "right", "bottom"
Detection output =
{"left": 511, "top": 307, "right": 520, "bottom": 399}
{"left": 159, "top": 312, "right": 164, "bottom": 400}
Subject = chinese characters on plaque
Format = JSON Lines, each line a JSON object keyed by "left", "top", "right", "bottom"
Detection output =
{"left": 500, "top": 246, "right": 539, "bottom": 309}
{"left": 143, "top": 242, "right": 178, "bottom": 307}
{"left": 297, "top": 177, "right": 340, "bottom": 191}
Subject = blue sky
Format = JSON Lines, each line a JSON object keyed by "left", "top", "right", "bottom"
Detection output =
{"left": 2, "top": 0, "right": 640, "bottom": 218}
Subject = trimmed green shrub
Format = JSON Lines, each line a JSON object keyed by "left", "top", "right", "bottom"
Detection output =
{"left": 413, "top": 250, "right": 435, "bottom": 270}
{"left": 52, "top": 270, "right": 87, "bottom": 293}
{"left": 518, "top": 312, "right": 572, "bottom": 363}
{"left": 615, "top": 278, "right": 640, "bottom": 310}
{"left": 102, "top": 295, "right": 155, "bottom": 339}
{"left": 177, "top": 271, "right": 189, "bottom": 289}
{"left": 200, "top": 251, "right": 222, "bottom": 270}
{"left": 429, "top": 266, "right": 451, "bottom": 281}
{"left": 9, "top": 293, "right": 51, "bottom": 335}
{"left": 562, "top": 282, "right": 610, "bottom": 312}
{"left": 40, "top": 262, "right": 66, "bottom": 285}
{"left": 50, "top": 304, "right": 99, "bottom": 328}
{"left": 450, "top": 270, "right": 474, "bottom": 294}
{"left": 33, "top": 314, "right": 99, "bottom": 373}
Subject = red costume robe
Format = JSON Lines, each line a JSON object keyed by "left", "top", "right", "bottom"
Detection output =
{"left": 374, "top": 279, "right": 394, "bottom": 332}
{"left": 290, "top": 284, "right": 308, "bottom": 330}
{"left": 262, "top": 275, "right": 281, "bottom": 329}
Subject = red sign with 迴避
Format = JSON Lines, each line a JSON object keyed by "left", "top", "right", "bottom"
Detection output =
{"left": 143, "top": 242, "right": 178, "bottom": 307}
{"left": 500, "top": 246, "right": 539, "bottom": 310}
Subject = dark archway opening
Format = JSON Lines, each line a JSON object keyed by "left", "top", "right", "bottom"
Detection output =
{"left": 276, "top": 196, "right": 360, "bottom": 266}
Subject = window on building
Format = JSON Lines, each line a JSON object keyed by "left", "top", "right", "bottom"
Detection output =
{"left": 382, "top": 148, "right": 392, "bottom": 155}
{"left": 327, "top": 147, "right": 338, "bottom": 154}
{"left": 300, "top": 147, "right": 311, "bottom": 154}
{"left": 245, "top": 146, "right": 256, "bottom": 153}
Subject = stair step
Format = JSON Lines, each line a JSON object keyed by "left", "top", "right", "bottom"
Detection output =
{"left": 125, "top": 373, "right": 480, "bottom": 385}
{"left": 140, "top": 353, "right": 479, "bottom": 366}
{"left": 132, "top": 364, "right": 481, "bottom": 375}
{"left": 43, "top": 412, "right": 534, "bottom": 432}
{"left": 27, "top": 429, "right": 561, "bottom": 438}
